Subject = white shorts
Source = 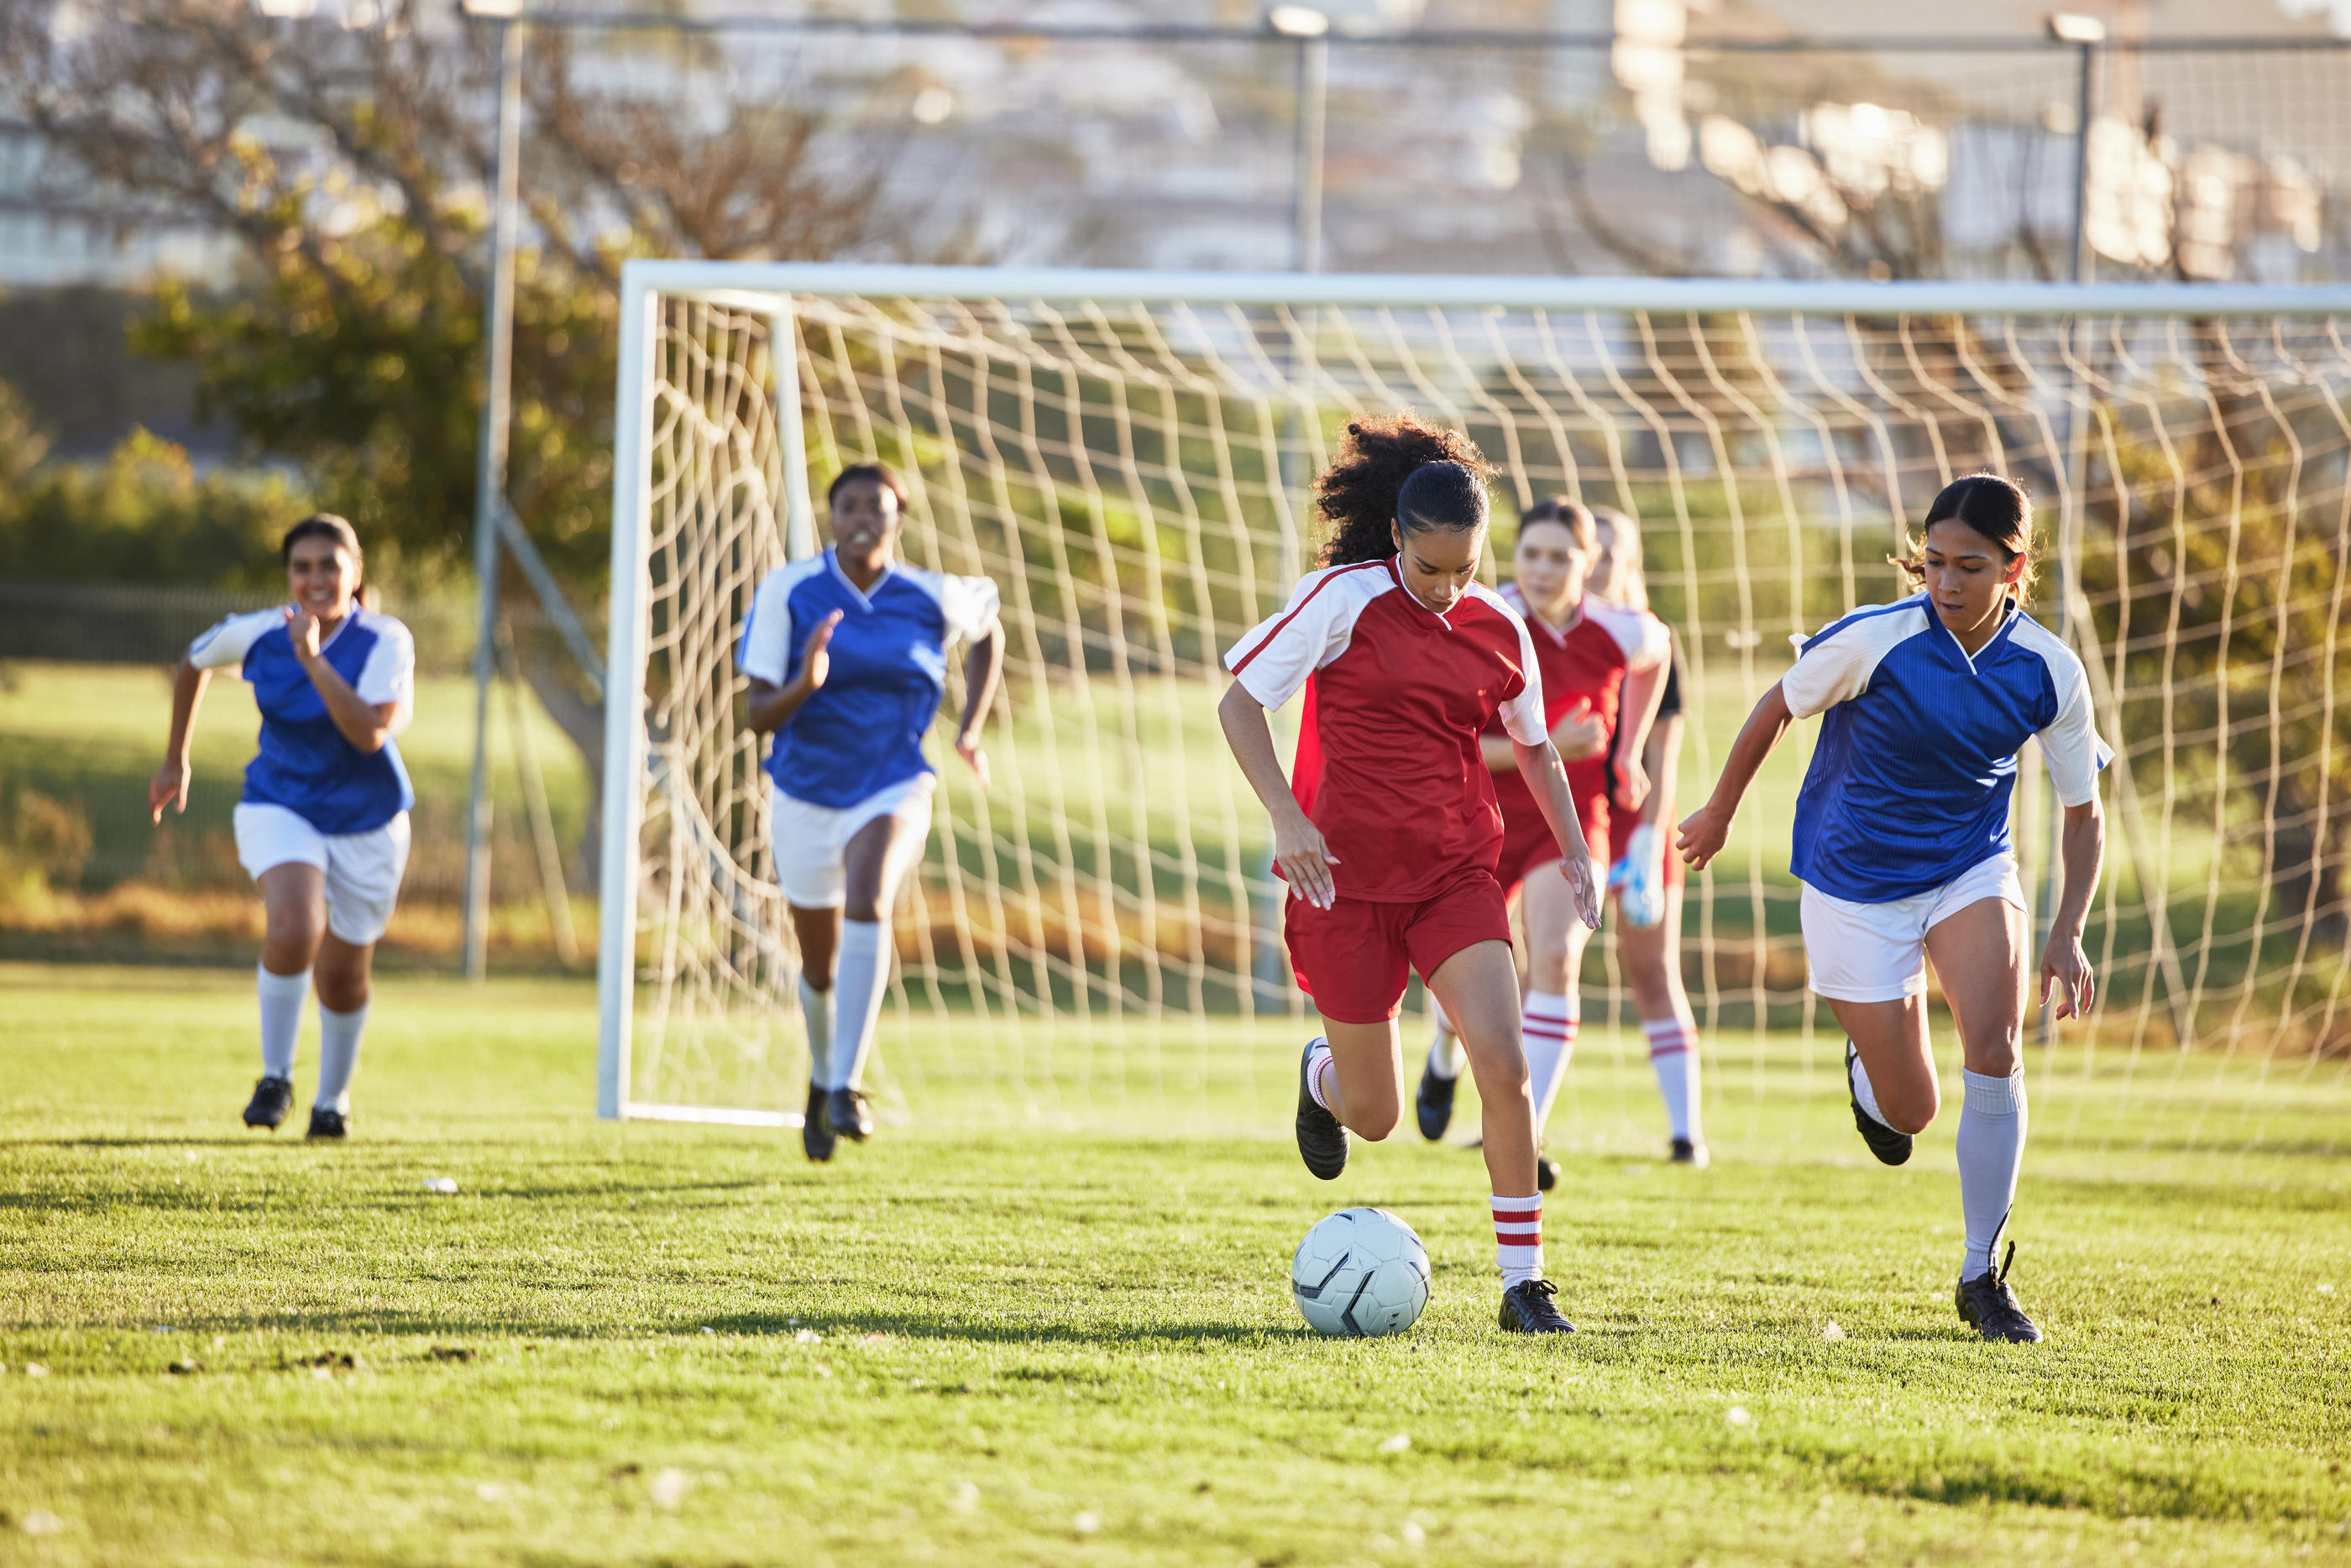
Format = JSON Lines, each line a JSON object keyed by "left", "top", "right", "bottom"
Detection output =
{"left": 1800, "top": 854, "right": 2027, "bottom": 1004}
{"left": 233, "top": 803, "right": 412, "bottom": 946}
{"left": 771, "top": 775, "right": 936, "bottom": 908}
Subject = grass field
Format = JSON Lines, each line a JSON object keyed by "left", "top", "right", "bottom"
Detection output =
{"left": 3, "top": 961, "right": 2348, "bottom": 1566}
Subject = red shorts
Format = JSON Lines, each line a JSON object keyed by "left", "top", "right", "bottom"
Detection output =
{"left": 1607, "top": 806, "right": 1686, "bottom": 889}
{"left": 1497, "top": 798, "right": 1608, "bottom": 899}
{"left": 1285, "top": 871, "right": 1513, "bottom": 1025}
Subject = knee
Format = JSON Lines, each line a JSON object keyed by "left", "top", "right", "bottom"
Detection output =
{"left": 1882, "top": 1087, "right": 1940, "bottom": 1136}
{"left": 264, "top": 904, "right": 323, "bottom": 954}
{"left": 1351, "top": 1105, "right": 1401, "bottom": 1142}
{"left": 841, "top": 901, "right": 879, "bottom": 925}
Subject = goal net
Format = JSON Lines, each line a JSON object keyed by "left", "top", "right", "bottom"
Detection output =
{"left": 598, "top": 264, "right": 2351, "bottom": 1163}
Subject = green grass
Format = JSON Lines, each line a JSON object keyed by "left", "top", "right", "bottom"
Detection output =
{"left": 3, "top": 962, "right": 2349, "bottom": 1565}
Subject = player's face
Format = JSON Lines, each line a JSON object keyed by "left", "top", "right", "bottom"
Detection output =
{"left": 1920, "top": 518, "right": 2024, "bottom": 635}
{"left": 1512, "top": 519, "right": 1589, "bottom": 618}
{"left": 286, "top": 537, "right": 357, "bottom": 622}
{"left": 830, "top": 478, "right": 900, "bottom": 567}
{"left": 1391, "top": 519, "right": 1485, "bottom": 614}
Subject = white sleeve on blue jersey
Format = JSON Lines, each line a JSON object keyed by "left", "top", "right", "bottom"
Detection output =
{"left": 1779, "top": 604, "right": 1926, "bottom": 719}
{"left": 353, "top": 617, "right": 415, "bottom": 708}
{"left": 738, "top": 565, "right": 806, "bottom": 685}
{"left": 186, "top": 608, "right": 280, "bottom": 674}
{"left": 937, "top": 573, "right": 1001, "bottom": 644}
{"left": 2013, "top": 620, "right": 2113, "bottom": 807}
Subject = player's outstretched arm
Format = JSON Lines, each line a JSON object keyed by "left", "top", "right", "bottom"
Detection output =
{"left": 1511, "top": 737, "right": 1601, "bottom": 929}
{"left": 1217, "top": 680, "right": 1338, "bottom": 910}
{"left": 2039, "top": 797, "right": 2106, "bottom": 1021}
{"left": 954, "top": 625, "right": 1004, "bottom": 788}
{"left": 1675, "top": 681, "right": 1793, "bottom": 870}
{"left": 149, "top": 656, "right": 211, "bottom": 823}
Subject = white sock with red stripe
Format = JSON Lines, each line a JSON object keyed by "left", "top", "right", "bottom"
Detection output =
{"left": 1490, "top": 1193, "right": 1543, "bottom": 1288}
{"left": 1424, "top": 996, "right": 1462, "bottom": 1080}
{"left": 1521, "top": 990, "right": 1577, "bottom": 1126}
{"left": 1644, "top": 1013, "right": 1703, "bottom": 1142}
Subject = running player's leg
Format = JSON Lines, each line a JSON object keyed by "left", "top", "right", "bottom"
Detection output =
{"left": 1518, "top": 858, "right": 1593, "bottom": 1135}
{"left": 250, "top": 860, "right": 327, "bottom": 1130}
{"left": 302, "top": 814, "right": 408, "bottom": 1139}
{"left": 1314, "top": 1018, "right": 1405, "bottom": 1141}
{"left": 1618, "top": 881, "right": 1705, "bottom": 1163}
{"left": 1826, "top": 996, "right": 1937, "bottom": 1133}
{"left": 825, "top": 797, "right": 934, "bottom": 1137}
{"left": 1923, "top": 891, "right": 2041, "bottom": 1340}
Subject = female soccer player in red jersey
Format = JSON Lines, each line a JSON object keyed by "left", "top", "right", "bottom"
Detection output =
{"left": 1409, "top": 499, "right": 1668, "bottom": 1185}
{"left": 1218, "top": 416, "right": 1600, "bottom": 1335}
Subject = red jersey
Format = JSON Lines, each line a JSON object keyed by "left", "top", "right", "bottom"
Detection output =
{"left": 1226, "top": 557, "right": 1547, "bottom": 902}
{"left": 1488, "top": 587, "right": 1668, "bottom": 845}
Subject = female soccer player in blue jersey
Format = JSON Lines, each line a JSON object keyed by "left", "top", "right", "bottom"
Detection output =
{"left": 150, "top": 514, "right": 416, "bottom": 1140}
{"left": 738, "top": 463, "right": 1003, "bottom": 1163}
{"left": 1677, "top": 474, "right": 2108, "bottom": 1343}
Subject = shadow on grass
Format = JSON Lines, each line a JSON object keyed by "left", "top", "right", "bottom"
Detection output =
{"left": 696, "top": 1309, "right": 1307, "bottom": 1347}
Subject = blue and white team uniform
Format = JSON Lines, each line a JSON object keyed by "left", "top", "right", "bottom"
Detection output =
{"left": 737, "top": 550, "right": 1000, "bottom": 907}
{"left": 187, "top": 605, "right": 416, "bottom": 945}
{"left": 1781, "top": 592, "right": 2111, "bottom": 1003}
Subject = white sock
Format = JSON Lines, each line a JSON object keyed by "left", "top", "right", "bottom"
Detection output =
{"left": 1956, "top": 1068, "right": 2028, "bottom": 1280}
{"left": 256, "top": 964, "right": 311, "bottom": 1079}
{"left": 829, "top": 919, "right": 891, "bottom": 1092}
{"left": 1645, "top": 1014, "right": 1702, "bottom": 1142}
{"left": 314, "top": 1001, "right": 368, "bottom": 1115}
{"left": 1521, "top": 990, "right": 1577, "bottom": 1127}
{"left": 1305, "top": 1037, "right": 1337, "bottom": 1113}
{"left": 1425, "top": 996, "right": 1463, "bottom": 1081}
{"left": 1490, "top": 1193, "right": 1543, "bottom": 1288}
{"left": 799, "top": 975, "right": 835, "bottom": 1090}
{"left": 1846, "top": 1043, "right": 1890, "bottom": 1128}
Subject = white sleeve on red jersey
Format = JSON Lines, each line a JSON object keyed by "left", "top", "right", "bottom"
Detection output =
{"left": 1470, "top": 585, "right": 1549, "bottom": 746}
{"left": 1585, "top": 598, "right": 1669, "bottom": 671}
{"left": 1223, "top": 562, "right": 1382, "bottom": 711}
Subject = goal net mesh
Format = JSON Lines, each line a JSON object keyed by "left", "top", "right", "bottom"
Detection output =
{"left": 616, "top": 277, "right": 2351, "bottom": 1162}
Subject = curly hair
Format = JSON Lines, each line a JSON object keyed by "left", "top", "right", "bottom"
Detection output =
{"left": 1891, "top": 472, "right": 2037, "bottom": 601}
{"left": 1315, "top": 412, "right": 1496, "bottom": 567}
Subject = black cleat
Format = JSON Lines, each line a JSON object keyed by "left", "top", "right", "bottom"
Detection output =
{"left": 1498, "top": 1278, "right": 1575, "bottom": 1335}
{"left": 800, "top": 1081, "right": 836, "bottom": 1163}
{"left": 1414, "top": 1061, "right": 1458, "bottom": 1142}
{"left": 1536, "top": 1156, "right": 1558, "bottom": 1192}
{"left": 243, "top": 1075, "right": 294, "bottom": 1132}
{"left": 1846, "top": 1043, "right": 1913, "bottom": 1166}
{"left": 304, "top": 1105, "right": 348, "bottom": 1141}
{"left": 1956, "top": 1240, "right": 2044, "bottom": 1343}
{"left": 824, "top": 1086, "right": 873, "bottom": 1143}
{"left": 1294, "top": 1039, "right": 1348, "bottom": 1181}
{"left": 1670, "top": 1137, "right": 1710, "bottom": 1169}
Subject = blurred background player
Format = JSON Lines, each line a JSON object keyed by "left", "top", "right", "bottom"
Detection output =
{"left": 1411, "top": 499, "right": 1667, "bottom": 1187}
{"left": 1588, "top": 505, "right": 1709, "bottom": 1168}
{"left": 1217, "top": 415, "right": 1601, "bottom": 1335}
{"left": 149, "top": 514, "right": 415, "bottom": 1140}
{"left": 738, "top": 463, "right": 1003, "bottom": 1163}
{"left": 1677, "top": 473, "right": 2108, "bottom": 1343}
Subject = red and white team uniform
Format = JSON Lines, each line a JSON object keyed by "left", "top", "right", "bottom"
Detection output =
{"left": 1224, "top": 557, "right": 1553, "bottom": 1024}
{"left": 1486, "top": 588, "right": 1669, "bottom": 896}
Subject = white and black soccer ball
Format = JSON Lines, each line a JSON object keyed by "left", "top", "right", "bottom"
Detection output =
{"left": 1290, "top": 1207, "right": 1432, "bottom": 1337}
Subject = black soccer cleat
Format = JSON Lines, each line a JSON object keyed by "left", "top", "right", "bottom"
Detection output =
{"left": 304, "top": 1105, "right": 348, "bottom": 1141}
{"left": 243, "top": 1075, "right": 294, "bottom": 1132}
{"left": 1956, "top": 1240, "right": 2044, "bottom": 1343}
{"left": 1294, "top": 1039, "right": 1348, "bottom": 1181}
{"left": 1670, "top": 1137, "right": 1710, "bottom": 1169}
{"left": 824, "top": 1086, "right": 873, "bottom": 1143}
{"left": 1414, "top": 1060, "right": 1458, "bottom": 1142}
{"left": 1536, "top": 1155, "right": 1558, "bottom": 1192}
{"left": 1846, "top": 1043, "right": 1913, "bottom": 1166}
{"left": 1498, "top": 1278, "right": 1575, "bottom": 1335}
{"left": 800, "top": 1081, "right": 836, "bottom": 1163}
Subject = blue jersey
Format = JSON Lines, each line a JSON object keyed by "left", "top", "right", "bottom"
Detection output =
{"left": 1781, "top": 593, "right": 2110, "bottom": 903}
{"left": 188, "top": 605, "right": 416, "bottom": 835}
{"left": 737, "top": 550, "right": 1000, "bottom": 809}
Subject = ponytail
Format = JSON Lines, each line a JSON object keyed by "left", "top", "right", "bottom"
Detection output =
{"left": 1314, "top": 411, "right": 1495, "bottom": 568}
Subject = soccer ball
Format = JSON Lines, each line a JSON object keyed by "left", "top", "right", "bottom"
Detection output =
{"left": 1290, "top": 1207, "right": 1432, "bottom": 1337}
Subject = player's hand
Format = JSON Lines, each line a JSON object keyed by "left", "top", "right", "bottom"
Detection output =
{"left": 2038, "top": 933, "right": 2096, "bottom": 1021}
{"left": 797, "top": 610, "right": 845, "bottom": 693}
{"left": 1675, "top": 799, "right": 1731, "bottom": 870}
{"left": 955, "top": 728, "right": 992, "bottom": 792}
{"left": 283, "top": 605, "right": 322, "bottom": 663}
{"left": 149, "top": 760, "right": 190, "bottom": 824}
{"left": 1273, "top": 808, "right": 1340, "bottom": 911}
{"left": 1558, "top": 849, "right": 1601, "bottom": 930}
{"left": 1550, "top": 698, "right": 1607, "bottom": 762}
{"left": 1611, "top": 753, "right": 1650, "bottom": 813}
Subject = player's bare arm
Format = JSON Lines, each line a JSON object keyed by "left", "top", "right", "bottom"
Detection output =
{"left": 1676, "top": 680, "right": 1793, "bottom": 870}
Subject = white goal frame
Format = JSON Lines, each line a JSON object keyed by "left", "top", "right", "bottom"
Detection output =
{"left": 595, "top": 260, "right": 2351, "bottom": 1125}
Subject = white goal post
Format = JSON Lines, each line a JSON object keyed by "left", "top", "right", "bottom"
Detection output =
{"left": 598, "top": 261, "right": 2351, "bottom": 1149}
